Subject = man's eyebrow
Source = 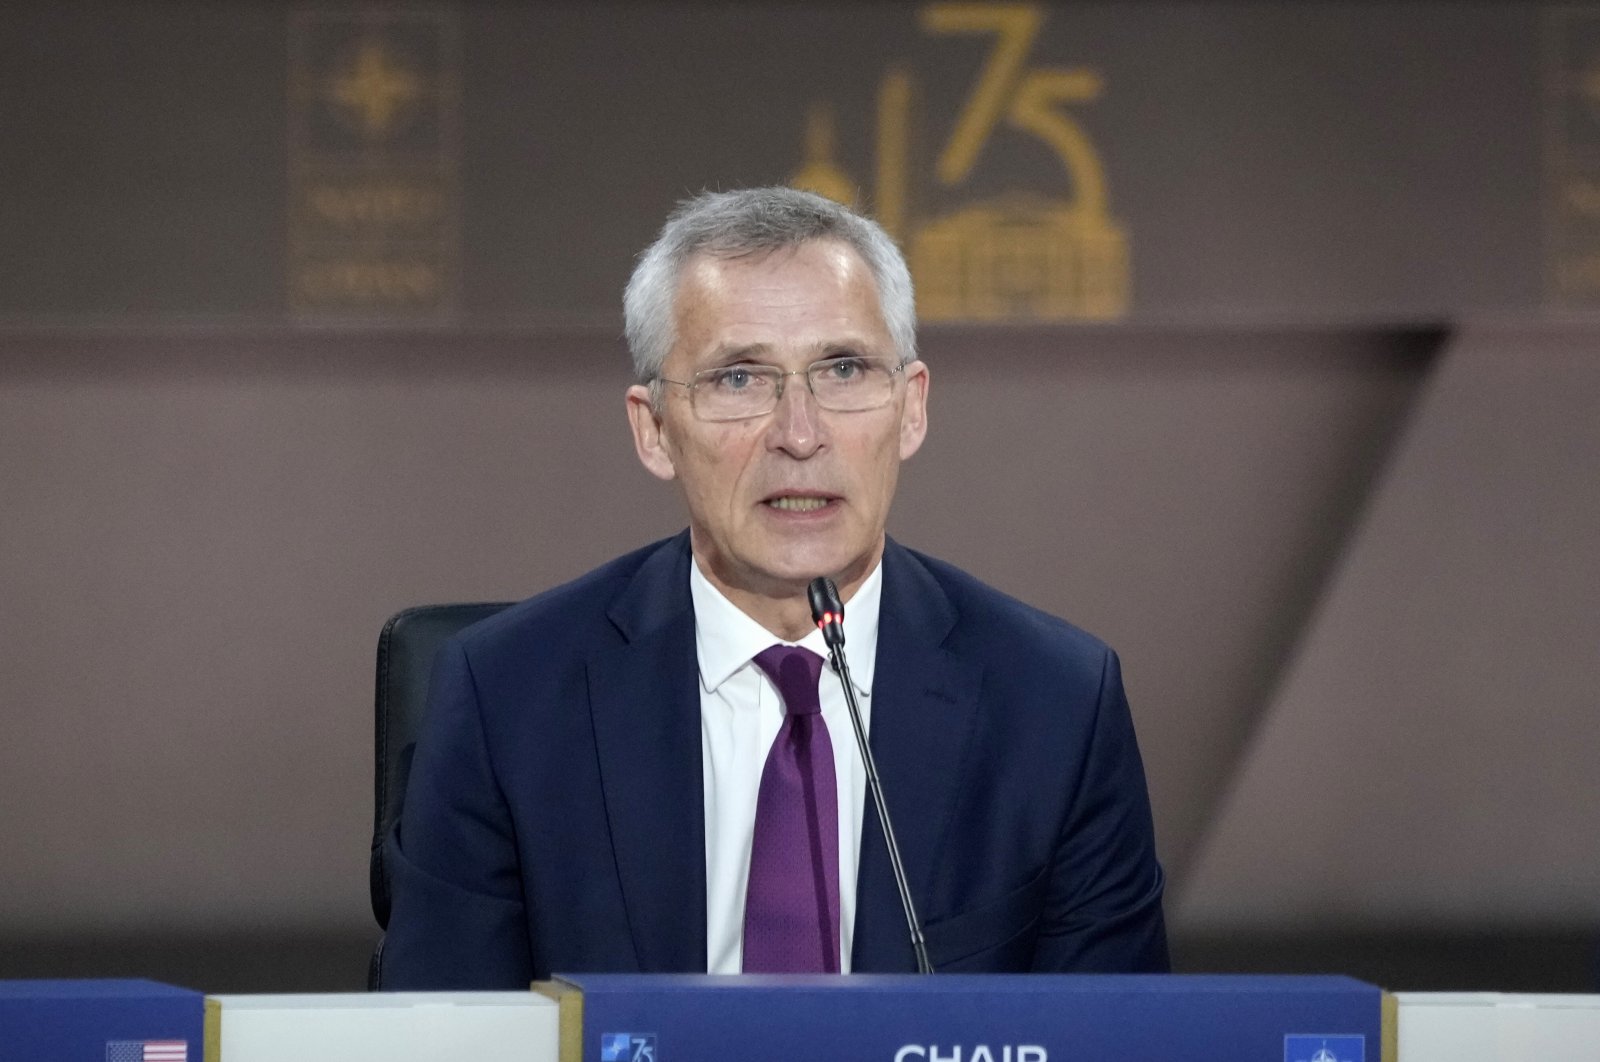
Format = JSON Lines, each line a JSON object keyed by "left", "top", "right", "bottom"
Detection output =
{"left": 703, "top": 343, "right": 771, "bottom": 366}
{"left": 815, "top": 338, "right": 881, "bottom": 357}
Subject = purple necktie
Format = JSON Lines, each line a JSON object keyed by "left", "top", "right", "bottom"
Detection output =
{"left": 742, "top": 644, "right": 841, "bottom": 973}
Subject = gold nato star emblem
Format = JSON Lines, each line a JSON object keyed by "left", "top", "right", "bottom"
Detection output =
{"left": 1580, "top": 56, "right": 1600, "bottom": 111}
{"left": 328, "top": 38, "right": 422, "bottom": 140}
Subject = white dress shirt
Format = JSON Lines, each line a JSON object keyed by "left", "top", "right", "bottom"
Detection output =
{"left": 692, "top": 557, "right": 879, "bottom": 974}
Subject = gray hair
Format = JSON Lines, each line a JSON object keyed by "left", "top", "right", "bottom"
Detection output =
{"left": 623, "top": 187, "right": 917, "bottom": 382}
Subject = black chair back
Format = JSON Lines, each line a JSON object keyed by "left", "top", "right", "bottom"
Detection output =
{"left": 370, "top": 603, "right": 512, "bottom": 932}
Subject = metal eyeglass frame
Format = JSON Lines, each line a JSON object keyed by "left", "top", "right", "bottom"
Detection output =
{"left": 652, "top": 356, "right": 908, "bottom": 422}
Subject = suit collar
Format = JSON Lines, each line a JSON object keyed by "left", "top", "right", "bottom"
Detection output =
{"left": 879, "top": 536, "right": 959, "bottom": 645}
{"left": 589, "top": 532, "right": 707, "bottom": 971}
{"left": 851, "top": 539, "right": 984, "bottom": 971}
{"left": 605, "top": 530, "right": 694, "bottom": 641}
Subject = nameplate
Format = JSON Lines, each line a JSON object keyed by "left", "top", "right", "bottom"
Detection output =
{"left": 0, "top": 979, "right": 203, "bottom": 1061}
{"left": 545, "top": 973, "right": 1388, "bottom": 1062}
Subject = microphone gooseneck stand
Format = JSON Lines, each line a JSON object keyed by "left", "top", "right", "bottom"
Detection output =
{"left": 807, "top": 576, "right": 933, "bottom": 974}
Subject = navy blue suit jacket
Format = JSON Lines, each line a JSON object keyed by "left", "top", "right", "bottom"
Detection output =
{"left": 381, "top": 533, "right": 1168, "bottom": 987}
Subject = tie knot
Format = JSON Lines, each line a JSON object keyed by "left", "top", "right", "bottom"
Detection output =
{"left": 752, "top": 645, "right": 824, "bottom": 716}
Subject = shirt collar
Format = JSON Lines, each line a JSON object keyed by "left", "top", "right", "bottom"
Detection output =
{"left": 690, "top": 556, "right": 881, "bottom": 698}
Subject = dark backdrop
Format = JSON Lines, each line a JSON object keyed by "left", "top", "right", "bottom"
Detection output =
{"left": 2, "top": 2, "right": 1596, "bottom": 991}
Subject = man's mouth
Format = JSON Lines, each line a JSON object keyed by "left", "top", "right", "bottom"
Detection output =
{"left": 764, "top": 495, "right": 833, "bottom": 512}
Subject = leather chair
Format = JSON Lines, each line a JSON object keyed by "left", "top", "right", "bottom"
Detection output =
{"left": 369, "top": 602, "right": 511, "bottom": 987}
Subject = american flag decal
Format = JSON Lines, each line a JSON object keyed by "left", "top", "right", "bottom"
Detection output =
{"left": 105, "top": 1041, "right": 187, "bottom": 1062}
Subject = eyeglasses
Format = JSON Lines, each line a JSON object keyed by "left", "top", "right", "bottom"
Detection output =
{"left": 654, "top": 356, "right": 908, "bottom": 422}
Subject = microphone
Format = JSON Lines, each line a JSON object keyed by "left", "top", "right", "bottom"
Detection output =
{"left": 808, "top": 576, "right": 933, "bottom": 974}
{"left": 807, "top": 579, "right": 845, "bottom": 649}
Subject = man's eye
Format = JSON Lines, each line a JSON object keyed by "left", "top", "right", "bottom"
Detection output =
{"left": 708, "top": 367, "right": 761, "bottom": 391}
{"left": 820, "top": 357, "right": 866, "bottom": 381}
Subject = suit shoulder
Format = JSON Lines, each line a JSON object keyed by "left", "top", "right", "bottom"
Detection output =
{"left": 905, "top": 547, "right": 1116, "bottom": 673}
{"left": 453, "top": 534, "right": 681, "bottom": 658}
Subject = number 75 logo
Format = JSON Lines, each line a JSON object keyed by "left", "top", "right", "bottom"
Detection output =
{"left": 599, "top": 1033, "right": 656, "bottom": 1062}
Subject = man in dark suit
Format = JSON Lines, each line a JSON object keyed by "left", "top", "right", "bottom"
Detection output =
{"left": 381, "top": 188, "right": 1167, "bottom": 987}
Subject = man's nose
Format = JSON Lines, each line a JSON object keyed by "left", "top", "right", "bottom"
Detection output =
{"left": 766, "top": 374, "right": 823, "bottom": 458}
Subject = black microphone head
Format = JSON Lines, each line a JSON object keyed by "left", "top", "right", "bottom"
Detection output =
{"left": 807, "top": 576, "right": 846, "bottom": 649}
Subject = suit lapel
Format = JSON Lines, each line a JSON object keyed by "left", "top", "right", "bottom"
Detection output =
{"left": 586, "top": 533, "right": 708, "bottom": 972}
{"left": 852, "top": 540, "right": 984, "bottom": 972}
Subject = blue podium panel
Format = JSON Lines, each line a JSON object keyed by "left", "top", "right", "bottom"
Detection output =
{"left": 554, "top": 974, "right": 1386, "bottom": 1062}
{"left": 0, "top": 980, "right": 203, "bottom": 1062}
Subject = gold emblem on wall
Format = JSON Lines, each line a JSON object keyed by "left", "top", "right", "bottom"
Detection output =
{"left": 791, "top": 2, "right": 1128, "bottom": 322}
{"left": 328, "top": 38, "right": 424, "bottom": 140}
{"left": 287, "top": 8, "right": 460, "bottom": 319}
{"left": 1546, "top": 9, "right": 1600, "bottom": 308}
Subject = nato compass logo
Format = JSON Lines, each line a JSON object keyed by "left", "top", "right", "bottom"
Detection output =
{"left": 600, "top": 1032, "right": 656, "bottom": 1062}
{"left": 1286, "top": 1035, "right": 1364, "bottom": 1062}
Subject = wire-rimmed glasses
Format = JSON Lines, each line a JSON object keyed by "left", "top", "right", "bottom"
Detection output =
{"left": 654, "top": 356, "right": 908, "bottom": 422}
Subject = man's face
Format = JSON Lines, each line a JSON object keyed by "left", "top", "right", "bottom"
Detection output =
{"left": 626, "top": 239, "right": 929, "bottom": 607}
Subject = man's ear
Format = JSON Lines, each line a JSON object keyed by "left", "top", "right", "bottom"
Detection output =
{"left": 897, "top": 360, "right": 930, "bottom": 460}
{"left": 626, "top": 384, "right": 678, "bottom": 481}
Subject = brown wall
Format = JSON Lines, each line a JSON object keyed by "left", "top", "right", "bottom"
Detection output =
{"left": 2, "top": 325, "right": 1434, "bottom": 935}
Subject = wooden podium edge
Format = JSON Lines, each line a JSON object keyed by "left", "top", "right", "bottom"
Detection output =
{"left": 531, "top": 978, "right": 584, "bottom": 1062}
{"left": 203, "top": 996, "right": 222, "bottom": 1060}
{"left": 1381, "top": 991, "right": 1397, "bottom": 1062}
